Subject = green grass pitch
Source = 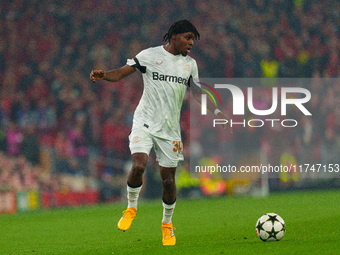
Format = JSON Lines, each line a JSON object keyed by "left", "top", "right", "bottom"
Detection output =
{"left": 1, "top": 189, "right": 340, "bottom": 255}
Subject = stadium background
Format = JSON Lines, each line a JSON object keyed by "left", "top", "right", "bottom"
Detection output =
{"left": 1, "top": 0, "right": 340, "bottom": 213}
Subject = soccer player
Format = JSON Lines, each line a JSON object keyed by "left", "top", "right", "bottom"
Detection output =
{"left": 90, "top": 20, "right": 227, "bottom": 246}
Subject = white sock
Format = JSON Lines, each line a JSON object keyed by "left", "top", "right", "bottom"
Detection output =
{"left": 162, "top": 201, "right": 176, "bottom": 224}
{"left": 127, "top": 184, "right": 142, "bottom": 209}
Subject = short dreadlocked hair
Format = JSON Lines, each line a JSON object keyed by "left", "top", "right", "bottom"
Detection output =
{"left": 163, "top": 20, "right": 200, "bottom": 43}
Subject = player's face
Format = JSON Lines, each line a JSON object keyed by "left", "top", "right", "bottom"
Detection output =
{"left": 172, "top": 32, "right": 195, "bottom": 56}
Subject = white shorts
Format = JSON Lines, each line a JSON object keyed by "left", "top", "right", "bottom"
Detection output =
{"left": 129, "top": 128, "right": 184, "bottom": 168}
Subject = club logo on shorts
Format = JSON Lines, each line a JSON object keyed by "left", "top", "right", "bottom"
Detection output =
{"left": 184, "top": 64, "right": 190, "bottom": 72}
{"left": 132, "top": 136, "right": 141, "bottom": 144}
{"left": 156, "top": 61, "right": 163, "bottom": 65}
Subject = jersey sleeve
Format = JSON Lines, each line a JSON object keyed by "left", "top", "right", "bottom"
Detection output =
{"left": 188, "top": 59, "right": 199, "bottom": 88}
{"left": 126, "top": 49, "right": 149, "bottom": 73}
{"left": 191, "top": 59, "right": 199, "bottom": 79}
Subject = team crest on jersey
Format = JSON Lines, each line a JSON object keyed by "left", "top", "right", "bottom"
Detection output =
{"left": 156, "top": 61, "right": 163, "bottom": 65}
{"left": 131, "top": 136, "right": 141, "bottom": 144}
{"left": 184, "top": 64, "right": 190, "bottom": 72}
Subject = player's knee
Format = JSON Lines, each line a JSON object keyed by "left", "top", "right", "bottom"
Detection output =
{"left": 131, "top": 164, "right": 145, "bottom": 177}
{"left": 161, "top": 177, "right": 175, "bottom": 190}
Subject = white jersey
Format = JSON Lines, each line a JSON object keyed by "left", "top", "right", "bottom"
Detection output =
{"left": 127, "top": 46, "right": 199, "bottom": 140}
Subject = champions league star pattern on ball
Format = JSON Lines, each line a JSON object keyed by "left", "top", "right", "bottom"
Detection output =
{"left": 255, "top": 213, "right": 286, "bottom": 242}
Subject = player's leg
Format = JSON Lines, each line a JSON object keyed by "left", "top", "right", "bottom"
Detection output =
{"left": 160, "top": 166, "right": 177, "bottom": 206}
{"left": 128, "top": 152, "right": 148, "bottom": 187}
{"left": 118, "top": 153, "right": 148, "bottom": 231}
{"left": 160, "top": 166, "right": 177, "bottom": 245}
{"left": 118, "top": 128, "right": 153, "bottom": 231}
{"left": 160, "top": 166, "right": 177, "bottom": 225}
{"left": 152, "top": 136, "right": 183, "bottom": 245}
{"left": 126, "top": 152, "right": 148, "bottom": 208}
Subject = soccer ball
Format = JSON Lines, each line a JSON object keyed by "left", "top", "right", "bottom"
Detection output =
{"left": 255, "top": 213, "right": 286, "bottom": 241}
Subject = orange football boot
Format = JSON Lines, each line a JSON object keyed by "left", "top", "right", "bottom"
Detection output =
{"left": 162, "top": 222, "right": 176, "bottom": 246}
{"left": 117, "top": 208, "right": 137, "bottom": 231}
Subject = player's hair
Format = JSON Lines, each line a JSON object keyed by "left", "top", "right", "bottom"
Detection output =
{"left": 163, "top": 20, "right": 200, "bottom": 42}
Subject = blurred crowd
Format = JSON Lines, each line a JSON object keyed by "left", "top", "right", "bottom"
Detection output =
{"left": 1, "top": 0, "right": 340, "bottom": 194}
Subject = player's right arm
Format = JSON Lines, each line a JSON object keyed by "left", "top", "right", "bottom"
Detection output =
{"left": 90, "top": 65, "right": 136, "bottom": 83}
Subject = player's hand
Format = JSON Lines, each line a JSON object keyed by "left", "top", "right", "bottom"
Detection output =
{"left": 90, "top": 70, "right": 105, "bottom": 83}
{"left": 216, "top": 111, "right": 233, "bottom": 134}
